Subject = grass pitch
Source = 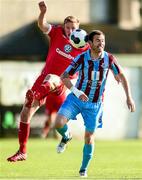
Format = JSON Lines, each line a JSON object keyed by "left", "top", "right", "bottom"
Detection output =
{"left": 0, "top": 138, "right": 142, "bottom": 179}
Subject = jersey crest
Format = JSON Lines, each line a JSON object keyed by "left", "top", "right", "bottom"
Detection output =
{"left": 64, "top": 44, "right": 72, "bottom": 53}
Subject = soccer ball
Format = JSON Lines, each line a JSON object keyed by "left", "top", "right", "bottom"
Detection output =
{"left": 70, "top": 29, "right": 88, "bottom": 48}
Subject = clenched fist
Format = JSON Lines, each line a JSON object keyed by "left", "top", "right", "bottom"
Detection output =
{"left": 38, "top": 1, "right": 47, "bottom": 14}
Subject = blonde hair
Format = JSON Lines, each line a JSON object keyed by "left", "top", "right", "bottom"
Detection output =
{"left": 64, "top": 16, "right": 80, "bottom": 25}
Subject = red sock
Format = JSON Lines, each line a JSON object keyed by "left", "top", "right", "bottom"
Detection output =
{"left": 18, "top": 122, "right": 30, "bottom": 153}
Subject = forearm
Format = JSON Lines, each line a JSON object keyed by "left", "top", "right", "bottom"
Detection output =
{"left": 38, "top": 12, "right": 49, "bottom": 32}
{"left": 60, "top": 72, "right": 74, "bottom": 89}
{"left": 119, "top": 73, "right": 132, "bottom": 99}
{"left": 114, "top": 72, "right": 135, "bottom": 112}
{"left": 61, "top": 72, "right": 89, "bottom": 101}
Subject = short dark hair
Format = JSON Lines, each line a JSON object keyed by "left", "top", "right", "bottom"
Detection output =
{"left": 64, "top": 16, "right": 80, "bottom": 25}
{"left": 88, "top": 30, "right": 105, "bottom": 42}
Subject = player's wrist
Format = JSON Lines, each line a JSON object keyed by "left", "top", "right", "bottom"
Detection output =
{"left": 70, "top": 86, "right": 83, "bottom": 98}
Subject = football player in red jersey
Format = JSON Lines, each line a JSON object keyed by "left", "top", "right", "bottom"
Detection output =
{"left": 7, "top": 1, "right": 89, "bottom": 162}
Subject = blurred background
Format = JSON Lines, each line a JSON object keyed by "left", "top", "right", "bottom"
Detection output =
{"left": 0, "top": 0, "right": 142, "bottom": 140}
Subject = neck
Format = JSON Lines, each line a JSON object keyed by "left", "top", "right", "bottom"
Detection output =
{"left": 90, "top": 50, "right": 102, "bottom": 60}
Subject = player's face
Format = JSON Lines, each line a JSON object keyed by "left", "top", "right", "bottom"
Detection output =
{"left": 64, "top": 22, "right": 79, "bottom": 38}
{"left": 90, "top": 34, "right": 105, "bottom": 53}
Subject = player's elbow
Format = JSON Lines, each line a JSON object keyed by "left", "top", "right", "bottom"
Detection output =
{"left": 38, "top": 23, "right": 45, "bottom": 32}
{"left": 38, "top": 21, "right": 43, "bottom": 31}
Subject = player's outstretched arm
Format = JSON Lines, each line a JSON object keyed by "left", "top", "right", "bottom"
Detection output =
{"left": 61, "top": 72, "right": 88, "bottom": 102}
{"left": 115, "top": 73, "right": 136, "bottom": 112}
{"left": 38, "top": 1, "right": 50, "bottom": 32}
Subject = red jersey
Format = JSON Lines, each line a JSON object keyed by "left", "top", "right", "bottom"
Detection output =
{"left": 42, "top": 25, "right": 89, "bottom": 79}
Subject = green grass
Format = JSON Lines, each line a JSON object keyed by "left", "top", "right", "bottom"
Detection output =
{"left": 1, "top": 138, "right": 142, "bottom": 179}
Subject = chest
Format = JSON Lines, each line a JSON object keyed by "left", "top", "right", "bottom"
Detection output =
{"left": 82, "top": 59, "right": 109, "bottom": 81}
{"left": 51, "top": 34, "right": 86, "bottom": 57}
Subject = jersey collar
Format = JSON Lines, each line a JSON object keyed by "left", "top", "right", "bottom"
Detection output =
{"left": 88, "top": 49, "right": 105, "bottom": 61}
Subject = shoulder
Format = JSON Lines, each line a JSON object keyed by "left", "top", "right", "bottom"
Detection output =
{"left": 106, "top": 52, "right": 118, "bottom": 63}
{"left": 77, "top": 50, "right": 89, "bottom": 63}
{"left": 49, "top": 24, "right": 62, "bottom": 34}
{"left": 74, "top": 46, "right": 90, "bottom": 57}
{"left": 51, "top": 24, "right": 62, "bottom": 31}
{"left": 79, "top": 49, "right": 89, "bottom": 57}
{"left": 47, "top": 24, "right": 63, "bottom": 38}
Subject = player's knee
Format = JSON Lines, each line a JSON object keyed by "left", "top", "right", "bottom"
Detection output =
{"left": 43, "top": 74, "right": 54, "bottom": 85}
{"left": 85, "top": 133, "right": 94, "bottom": 144}
{"left": 54, "top": 114, "right": 66, "bottom": 129}
{"left": 44, "top": 74, "right": 52, "bottom": 81}
{"left": 44, "top": 74, "right": 61, "bottom": 88}
{"left": 55, "top": 121, "right": 63, "bottom": 129}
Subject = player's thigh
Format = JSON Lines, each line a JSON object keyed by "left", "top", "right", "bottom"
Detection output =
{"left": 81, "top": 102, "right": 103, "bottom": 132}
{"left": 45, "top": 92, "right": 66, "bottom": 113}
{"left": 31, "top": 73, "right": 46, "bottom": 91}
{"left": 58, "top": 93, "right": 81, "bottom": 121}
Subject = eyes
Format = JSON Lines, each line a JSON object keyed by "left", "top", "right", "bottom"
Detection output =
{"left": 93, "top": 35, "right": 105, "bottom": 44}
{"left": 66, "top": 27, "right": 76, "bottom": 31}
{"left": 96, "top": 39, "right": 105, "bottom": 43}
{"left": 65, "top": 23, "right": 78, "bottom": 32}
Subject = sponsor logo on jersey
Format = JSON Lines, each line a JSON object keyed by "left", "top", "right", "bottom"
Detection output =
{"left": 64, "top": 44, "right": 72, "bottom": 53}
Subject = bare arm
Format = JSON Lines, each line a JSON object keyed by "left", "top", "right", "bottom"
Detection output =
{"left": 115, "top": 73, "right": 135, "bottom": 112}
{"left": 38, "top": 1, "right": 50, "bottom": 33}
{"left": 61, "top": 72, "right": 74, "bottom": 89}
{"left": 61, "top": 72, "right": 88, "bottom": 101}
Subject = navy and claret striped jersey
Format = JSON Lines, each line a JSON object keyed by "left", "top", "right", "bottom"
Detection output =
{"left": 65, "top": 49, "right": 122, "bottom": 103}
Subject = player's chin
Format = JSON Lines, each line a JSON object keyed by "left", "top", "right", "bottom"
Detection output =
{"left": 98, "top": 47, "right": 104, "bottom": 52}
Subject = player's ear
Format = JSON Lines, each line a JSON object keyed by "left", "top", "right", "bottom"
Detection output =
{"left": 88, "top": 40, "right": 93, "bottom": 46}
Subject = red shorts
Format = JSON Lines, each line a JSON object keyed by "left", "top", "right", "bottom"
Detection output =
{"left": 45, "top": 91, "right": 66, "bottom": 115}
{"left": 30, "top": 73, "right": 65, "bottom": 106}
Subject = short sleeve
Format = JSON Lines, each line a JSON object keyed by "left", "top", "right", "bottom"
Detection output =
{"left": 65, "top": 54, "right": 85, "bottom": 76}
{"left": 46, "top": 25, "right": 62, "bottom": 39}
{"left": 109, "top": 53, "right": 122, "bottom": 75}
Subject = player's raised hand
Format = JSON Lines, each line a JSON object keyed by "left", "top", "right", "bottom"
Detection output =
{"left": 38, "top": 1, "right": 47, "bottom": 14}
